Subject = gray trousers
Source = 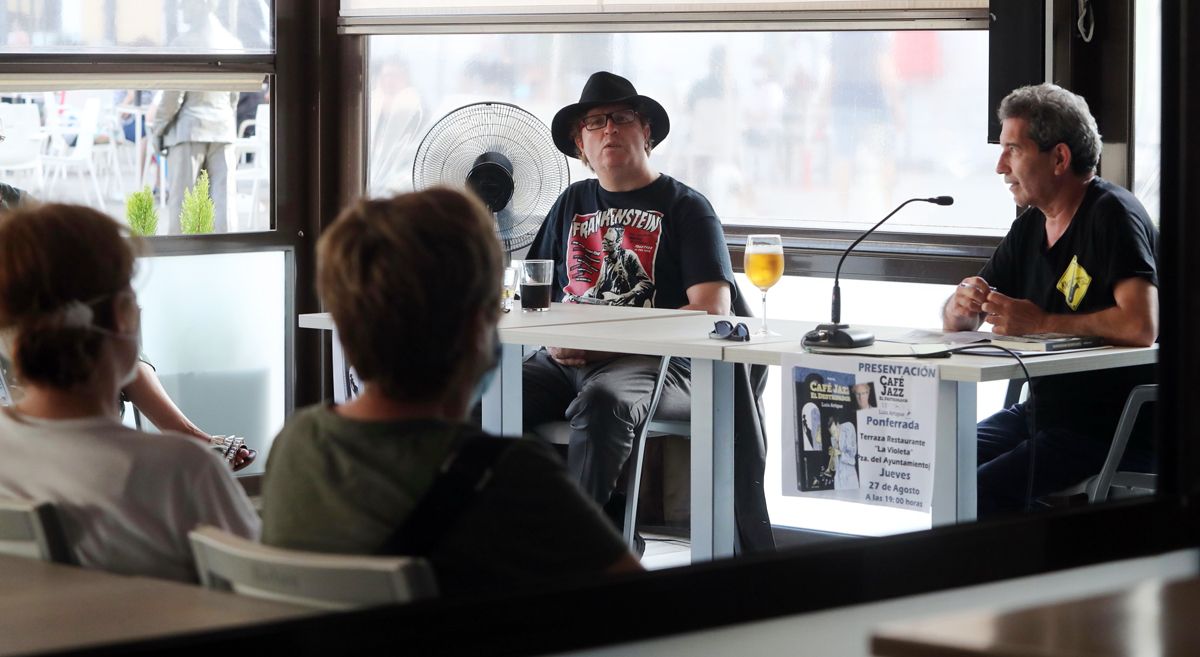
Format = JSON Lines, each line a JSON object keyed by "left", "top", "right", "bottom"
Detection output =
{"left": 167, "top": 141, "right": 235, "bottom": 234}
{"left": 522, "top": 349, "right": 691, "bottom": 506}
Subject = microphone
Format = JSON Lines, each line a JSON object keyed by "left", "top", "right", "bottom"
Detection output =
{"left": 803, "top": 196, "right": 955, "bottom": 349}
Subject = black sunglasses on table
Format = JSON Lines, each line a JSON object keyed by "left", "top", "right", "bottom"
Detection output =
{"left": 709, "top": 320, "right": 750, "bottom": 342}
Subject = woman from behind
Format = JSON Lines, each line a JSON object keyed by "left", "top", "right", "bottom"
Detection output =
{"left": 261, "top": 187, "right": 639, "bottom": 595}
{"left": 0, "top": 204, "right": 259, "bottom": 581}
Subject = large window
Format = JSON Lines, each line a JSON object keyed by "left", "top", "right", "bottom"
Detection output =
{"left": 0, "top": 0, "right": 294, "bottom": 472}
{"left": 0, "top": 0, "right": 273, "bottom": 54}
{"left": 368, "top": 29, "right": 1013, "bottom": 236}
{"left": 0, "top": 86, "right": 271, "bottom": 235}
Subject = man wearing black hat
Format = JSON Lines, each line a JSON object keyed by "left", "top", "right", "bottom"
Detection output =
{"left": 522, "top": 71, "right": 737, "bottom": 513}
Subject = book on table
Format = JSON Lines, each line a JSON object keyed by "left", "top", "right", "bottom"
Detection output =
{"left": 987, "top": 333, "right": 1105, "bottom": 352}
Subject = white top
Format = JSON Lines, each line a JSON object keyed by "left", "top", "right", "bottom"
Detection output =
{"left": 0, "top": 409, "right": 260, "bottom": 582}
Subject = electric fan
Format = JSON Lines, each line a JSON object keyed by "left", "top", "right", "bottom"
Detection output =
{"left": 413, "top": 102, "right": 569, "bottom": 254}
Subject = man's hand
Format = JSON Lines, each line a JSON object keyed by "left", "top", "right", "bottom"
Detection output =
{"left": 943, "top": 276, "right": 990, "bottom": 331}
{"left": 981, "top": 291, "right": 1048, "bottom": 336}
{"left": 547, "top": 346, "right": 616, "bottom": 367}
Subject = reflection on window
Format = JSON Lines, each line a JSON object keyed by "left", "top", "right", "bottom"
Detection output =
{"left": 0, "top": 87, "right": 270, "bottom": 234}
{"left": 0, "top": 1, "right": 273, "bottom": 54}
{"left": 1133, "top": 0, "right": 1160, "bottom": 224}
{"left": 368, "top": 31, "right": 1013, "bottom": 235}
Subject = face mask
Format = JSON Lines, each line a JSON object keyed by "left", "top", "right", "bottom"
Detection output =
{"left": 471, "top": 329, "right": 503, "bottom": 407}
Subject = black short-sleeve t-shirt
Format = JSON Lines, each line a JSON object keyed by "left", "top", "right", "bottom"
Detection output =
{"left": 979, "top": 177, "right": 1158, "bottom": 439}
{"left": 526, "top": 175, "right": 736, "bottom": 309}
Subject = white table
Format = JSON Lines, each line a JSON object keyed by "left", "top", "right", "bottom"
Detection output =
{"left": 725, "top": 331, "right": 1158, "bottom": 525}
{"left": 488, "top": 302, "right": 707, "bottom": 439}
{"left": 500, "top": 313, "right": 800, "bottom": 560}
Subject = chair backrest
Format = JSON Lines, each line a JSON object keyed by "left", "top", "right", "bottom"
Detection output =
{"left": 0, "top": 497, "right": 72, "bottom": 563}
{"left": 0, "top": 103, "right": 45, "bottom": 168}
{"left": 188, "top": 526, "right": 438, "bottom": 610}
{"left": 1089, "top": 384, "right": 1158, "bottom": 502}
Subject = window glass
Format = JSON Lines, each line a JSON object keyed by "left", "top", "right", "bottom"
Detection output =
{"left": 0, "top": 86, "right": 271, "bottom": 234}
{"left": 368, "top": 31, "right": 1012, "bottom": 236}
{"left": 0, "top": 1, "right": 273, "bottom": 54}
{"left": 134, "top": 250, "right": 287, "bottom": 476}
{"left": 1133, "top": 0, "right": 1160, "bottom": 224}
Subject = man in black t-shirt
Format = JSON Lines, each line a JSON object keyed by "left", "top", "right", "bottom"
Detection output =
{"left": 524, "top": 71, "right": 736, "bottom": 508}
{"left": 943, "top": 84, "right": 1159, "bottom": 516}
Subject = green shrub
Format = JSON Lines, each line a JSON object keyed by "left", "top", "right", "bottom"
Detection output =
{"left": 180, "top": 169, "right": 215, "bottom": 235}
{"left": 125, "top": 187, "right": 158, "bottom": 237}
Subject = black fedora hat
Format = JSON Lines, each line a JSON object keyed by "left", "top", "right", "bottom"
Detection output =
{"left": 551, "top": 71, "right": 670, "bottom": 159}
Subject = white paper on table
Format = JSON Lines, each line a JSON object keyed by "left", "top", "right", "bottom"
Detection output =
{"left": 880, "top": 328, "right": 994, "bottom": 345}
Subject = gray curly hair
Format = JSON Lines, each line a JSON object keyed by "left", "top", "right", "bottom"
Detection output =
{"left": 998, "top": 83, "right": 1102, "bottom": 176}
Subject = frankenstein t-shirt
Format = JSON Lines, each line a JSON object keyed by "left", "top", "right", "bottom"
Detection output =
{"left": 527, "top": 174, "right": 735, "bottom": 309}
{"left": 261, "top": 405, "right": 629, "bottom": 595}
{"left": 979, "top": 177, "right": 1158, "bottom": 440}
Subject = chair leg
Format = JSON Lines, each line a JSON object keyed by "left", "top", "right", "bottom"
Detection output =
{"left": 623, "top": 356, "right": 673, "bottom": 549}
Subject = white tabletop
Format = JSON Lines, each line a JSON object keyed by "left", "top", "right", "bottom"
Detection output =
{"left": 725, "top": 331, "right": 1158, "bottom": 382}
{"left": 299, "top": 304, "right": 705, "bottom": 334}
{"left": 500, "top": 313, "right": 808, "bottom": 360}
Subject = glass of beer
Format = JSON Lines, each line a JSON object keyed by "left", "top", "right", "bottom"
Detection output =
{"left": 521, "top": 259, "right": 554, "bottom": 311}
{"left": 745, "top": 234, "right": 784, "bottom": 336}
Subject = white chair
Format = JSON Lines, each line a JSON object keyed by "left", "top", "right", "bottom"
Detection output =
{"left": 234, "top": 103, "right": 270, "bottom": 231}
{"left": 42, "top": 98, "right": 105, "bottom": 205}
{"left": 0, "top": 103, "right": 47, "bottom": 194}
{"left": 533, "top": 355, "right": 686, "bottom": 549}
{"left": 0, "top": 497, "right": 72, "bottom": 563}
{"left": 188, "top": 526, "right": 438, "bottom": 610}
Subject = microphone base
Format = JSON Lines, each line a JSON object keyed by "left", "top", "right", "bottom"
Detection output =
{"left": 802, "top": 323, "right": 876, "bottom": 349}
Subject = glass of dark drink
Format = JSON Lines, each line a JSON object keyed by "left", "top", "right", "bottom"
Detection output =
{"left": 520, "top": 259, "right": 553, "bottom": 311}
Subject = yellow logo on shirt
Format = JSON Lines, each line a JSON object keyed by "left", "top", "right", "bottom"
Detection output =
{"left": 1056, "top": 255, "right": 1092, "bottom": 311}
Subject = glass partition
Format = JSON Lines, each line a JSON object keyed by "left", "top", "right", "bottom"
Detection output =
{"left": 0, "top": 0, "right": 274, "bottom": 54}
{"left": 133, "top": 250, "right": 287, "bottom": 475}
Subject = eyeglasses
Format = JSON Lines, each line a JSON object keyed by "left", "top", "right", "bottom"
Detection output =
{"left": 580, "top": 109, "right": 640, "bottom": 131}
{"left": 708, "top": 320, "right": 750, "bottom": 342}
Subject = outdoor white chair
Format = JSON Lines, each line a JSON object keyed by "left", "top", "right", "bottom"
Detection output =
{"left": 234, "top": 103, "right": 270, "bottom": 231}
{"left": 0, "top": 497, "right": 72, "bottom": 563}
{"left": 0, "top": 103, "right": 47, "bottom": 194}
{"left": 42, "top": 98, "right": 105, "bottom": 205}
{"left": 189, "top": 526, "right": 438, "bottom": 610}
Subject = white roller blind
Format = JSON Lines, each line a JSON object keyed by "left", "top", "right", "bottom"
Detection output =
{"left": 340, "top": 0, "right": 988, "bottom": 32}
{"left": 0, "top": 73, "right": 267, "bottom": 93}
{"left": 341, "top": 0, "right": 986, "bottom": 15}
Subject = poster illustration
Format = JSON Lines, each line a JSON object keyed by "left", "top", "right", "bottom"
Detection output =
{"left": 782, "top": 354, "right": 939, "bottom": 512}
{"left": 562, "top": 209, "right": 663, "bottom": 307}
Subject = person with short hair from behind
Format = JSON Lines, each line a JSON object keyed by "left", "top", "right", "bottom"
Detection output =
{"left": 0, "top": 204, "right": 259, "bottom": 581}
{"left": 261, "top": 188, "right": 640, "bottom": 595}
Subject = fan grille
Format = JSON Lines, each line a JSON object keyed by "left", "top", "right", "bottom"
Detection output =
{"left": 413, "top": 102, "right": 569, "bottom": 253}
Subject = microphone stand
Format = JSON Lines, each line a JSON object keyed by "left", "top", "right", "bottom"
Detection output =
{"left": 803, "top": 196, "right": 954, "bottom": 349}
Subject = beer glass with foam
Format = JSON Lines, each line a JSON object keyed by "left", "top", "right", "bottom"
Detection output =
{"left": 745, "top": 234, "right": 783, "bottom": 336}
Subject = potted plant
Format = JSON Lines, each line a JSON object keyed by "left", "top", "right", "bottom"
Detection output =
{"left": 180, "top": 169, "right": 215, "bottom": 235}
{"left": 125, "top": 187, "right": 158, "bottom": 237}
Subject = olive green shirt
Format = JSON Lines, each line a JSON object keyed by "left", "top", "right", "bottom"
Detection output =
{"left": 261, "top": 405, "right": 629, "bottom": 595}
